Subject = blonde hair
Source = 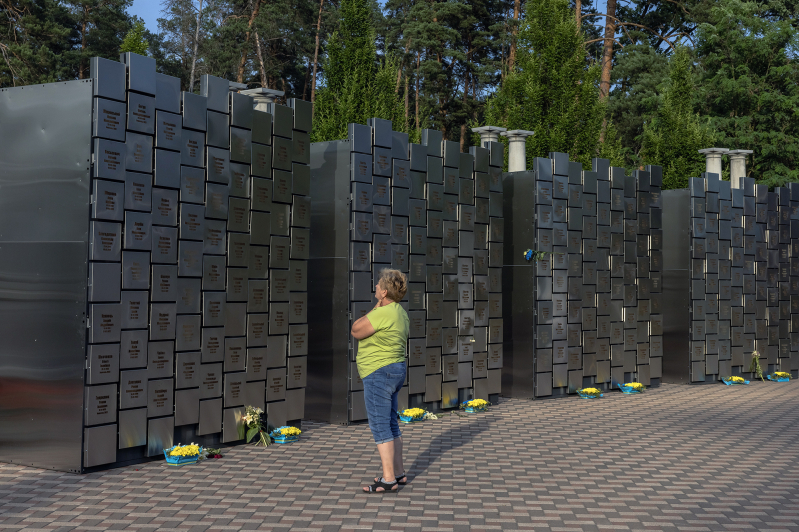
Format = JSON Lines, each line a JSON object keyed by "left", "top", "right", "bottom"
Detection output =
{"left": 378, "top": 268, "right": 407, "bottom": 302}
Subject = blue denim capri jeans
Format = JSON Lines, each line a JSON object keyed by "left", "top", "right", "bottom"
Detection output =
{"left": 362, "top": 361, "right": 407, "bottom": 444}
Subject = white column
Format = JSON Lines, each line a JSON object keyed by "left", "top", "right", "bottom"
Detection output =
{"left": 471, "top": 126, "right": 507, "bottom": 147}
{"left": 697, "top": 147, "right": 729, "bottom": 177}
{"left": 728, "top": 149, "right": 753, "bottom": 189}
{"left": 240, "top": 87, "right": 285, "bottom": 111}
{"left": 501, "top": 130, "right": 535, "bottom": 172}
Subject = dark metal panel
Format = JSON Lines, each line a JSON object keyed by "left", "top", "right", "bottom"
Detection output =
{"left": 307, "top": 141, "right": 350, "bottom": 424}
{"left": 501, "top": 171, "right": 535, "bottom": 399}
{"left": 662, "top": 189, "right": 691, "bottom": 383}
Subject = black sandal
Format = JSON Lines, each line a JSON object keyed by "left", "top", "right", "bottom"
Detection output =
{"left": 364, "top": 478, "right": 399, "bottom": 493}
{"left": 374, "top": 472, "right": 407, "bottom": 485}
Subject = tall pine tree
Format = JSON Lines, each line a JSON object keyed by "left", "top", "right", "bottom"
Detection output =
{"left": 483, "top": 0, "right": 616, "bottom": 169}
{"left": 640, "top": 46, "right": 715, "bottom": 190}
{"left": 0, "top": 0, "right": 75, "bottom": 86}
{"left": 311, "top": 0, "right": 403, "bottom": 141}
{"left": 695, "top": 0, "right": 799, "bottom": 188}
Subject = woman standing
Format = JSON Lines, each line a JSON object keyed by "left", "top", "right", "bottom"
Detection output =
{"left": 350, "top": 269, "right": 410, "bottom": 493}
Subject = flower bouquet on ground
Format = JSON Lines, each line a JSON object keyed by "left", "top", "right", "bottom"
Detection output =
{"left": 577, "top": 387, "right": 603, "bottom": 399}
{"left": 749, "top": 351, "right": 765, "bottom": 382}
{"left": 164, "top": 443, "right": 202, "bottom": 466}
{"left": 201, "top": 447, "right": 223, "bottom": 460}
{"left": 398, "top": 408, "right": 427, "bottom": 423}
{"left": 767, "top": 371, "right": 791, "bottom": 382}
{"left": 269, "top": 426, "right": 301, "bottom": 444}
{"left": 619, "top": 382, "right": 645, "bottom": 394}
{"left": 721, "top": 376, "right": 749, "bottom": 385}
{"left": 460, "top": 399, "right": 490, "bottom": 413}
{"left": 242, "top": 405, "right": 271, "bottom": 446}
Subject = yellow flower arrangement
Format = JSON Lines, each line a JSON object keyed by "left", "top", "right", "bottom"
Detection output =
{"left": 581, "top": 387, "right": 601, "bottom": 394}
{"left": 465, "top": 399, "right": 489, "bottom": 408}
{"left": 278, "top": 426, "right": 301, "bottom": 436}
{"left": 623, "top": 382, "right": 645, "bottom": 391}
{"left": 728, "top": 376, "right": 745, "bottom": 383}
{"left": 169, "top": 444, "right": 200, "bottom": 457}
{"left": 401, "top": 408, "right": 426, "bottom": 419}
{"left": 774, "top": 371, "right": 791, "bottom": 379}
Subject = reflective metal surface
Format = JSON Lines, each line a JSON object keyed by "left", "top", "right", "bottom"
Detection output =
{"left": 662, "top": 189, "right": 691, "bottom": 383}
{"left": 0, "top": 79, "right": 93, "bottom": 473}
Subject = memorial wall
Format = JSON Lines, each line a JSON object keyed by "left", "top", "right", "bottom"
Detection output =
{"left": 3, "top": 51, "right": 797, "bottom": 474}
{"left": 307, "top": 120, "right": 504, "bottom": 424}
{"left": 503, "top": 155, "right": 664, "bottom": 398}
{"left": 662, "top": 175, "right": 799, "bottom": 382}
{"left": 0, "top": 52, "right": 309, "bottom": 472}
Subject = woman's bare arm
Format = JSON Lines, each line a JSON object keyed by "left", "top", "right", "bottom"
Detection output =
{"left": 351, "top": 313, "right": 376, "bottom": 340}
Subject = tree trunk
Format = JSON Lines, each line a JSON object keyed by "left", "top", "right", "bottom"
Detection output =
{"left": 415, "top": 52, "right": 420, "bottom": 131}
{"left": 508, "top": 0, "right": 520, "bottom": 72}
{"left": 189, "top": 0, "right": 204, "bottom": 93}
{"left": 79, "top": 7, "right": 88, "bottom": 79}
{"left": 303, "top": 59, "right": 311, "bottom": 99}
{"left": 599, "top": 0, "right": 617, "bottom": 100}
{"left": 237, "top": 0, "right": 263, "bottom": 84}
{"left": 404, "top": 68, "right": 409, "bottom": 131}
{"left": 396, "top": 38, "right": 411, "bottom": 93}
{"left": 310, "top": 0, "right": 325, "bottom": 106}
{"left": 459, "top": 70, "right": 469, "bottom": 152}
{"left": 254, "top": 30, "right": 267, "bottom": 87}
{"left": 575, "top": 0, "right": 581, "bottom": 29}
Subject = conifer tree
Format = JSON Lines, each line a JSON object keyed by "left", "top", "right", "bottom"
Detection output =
{"left": 640, "top": 46, "right": 715, "bottom": 190}
{"left": 0, "top": 0, "right": 75, "bottom": 87}
{"left": 695, "top": 0, "right": 799, "bottom": 188}
{"left": 311, "top": 0, "right": 403, "bottom": 142}
{"left": 120, "top": 20, "right": 148, "bottom": 56}
{"left": 482, "top": 0, "right": 612, "bottom": 169}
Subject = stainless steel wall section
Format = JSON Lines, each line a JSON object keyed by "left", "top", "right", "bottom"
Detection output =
{"left": 671, "top": 176, "right": 799, "bottom": 382}
{"left": 307, "top": 121, "right": 504, "bottom": 424}
{"left": 501, "top": 171, "right": 535, "bottom": 398}
{"left": 308, "top": 139, "right": 351, "bottom": 424}
{"left": 0, "top": 80, "right": 94, "bottom": 472}
{"left": 502, "top": 155, "right": 663, "bottom": 397}
{"left": 662, "top": 189, "right": 690, "bottom": 383}
{"left": 0, "top": 53, "right": 309, "bottom": 472}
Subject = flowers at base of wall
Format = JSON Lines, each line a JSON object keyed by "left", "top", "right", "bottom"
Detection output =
{"left": 767, "top": 371, "right": 791, "bottom": 382}
{"left": 722, "top": 376, "right": 749, "bottom": 385}
{"left": 270, "top": 426, "right": 302, "bottom": 443}
{"left": 242, "top": 405, "right": 271, "bottom": 446}
{"left": 168, "top": 444, "right": 200, "bottom": 457}
{"left": 164, "top": 443, "right": 203, "bottom": 466}
{"left": 577, "top": 387, "right": 603, "bottom": 399}
{"left": 749, "top": 351, "right": 765, "bottom": 382}
{"left": 460, "top": 399, "right": 490, "bottom": 412}
{"left": 398, "top": 408, "right": 427, "bottom": 423}
{"left": 201, "top": 447, "right": 223, "bottom": 459}
{"left": 620, "top": 382, "right": 645, "bottom": 394}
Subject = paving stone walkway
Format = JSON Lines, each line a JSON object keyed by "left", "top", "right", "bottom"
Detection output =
{"left": 1, "top": 382, "right": 799, "bottom": 531}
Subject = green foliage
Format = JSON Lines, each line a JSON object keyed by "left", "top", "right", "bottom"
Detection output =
{"left": 695, "top": 0, "right": 799, "bottom": 188}
{"left": 749, "top": 351, "right": 765, "bottom": 382}
{"left": 312, "top": 0, "right": 404, "bottom": 142}
{"left": 640, "top": 46, "right": 716, "bottom": 190}
{"left": 482, "top": 0, "right": 608, "bottom": 170}
{"left": 120, "top": 19, "right": 148, "bottom": 55}
{"left": 0, "top": 0, "right": 75, "bottom": 87}
{"left": 64, "top": 0, "right": 135, "bottom": 78}
{"left": 608, "top": 44, "right": 670, "bottom": 166}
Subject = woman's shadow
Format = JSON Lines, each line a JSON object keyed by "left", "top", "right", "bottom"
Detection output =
{"left": 405, "top": 413, "right": 496, "bottom": 483}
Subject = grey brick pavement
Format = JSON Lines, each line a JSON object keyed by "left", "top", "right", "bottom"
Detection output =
{"left": 1, "top": 382, "right": 799, "bottom": 531}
